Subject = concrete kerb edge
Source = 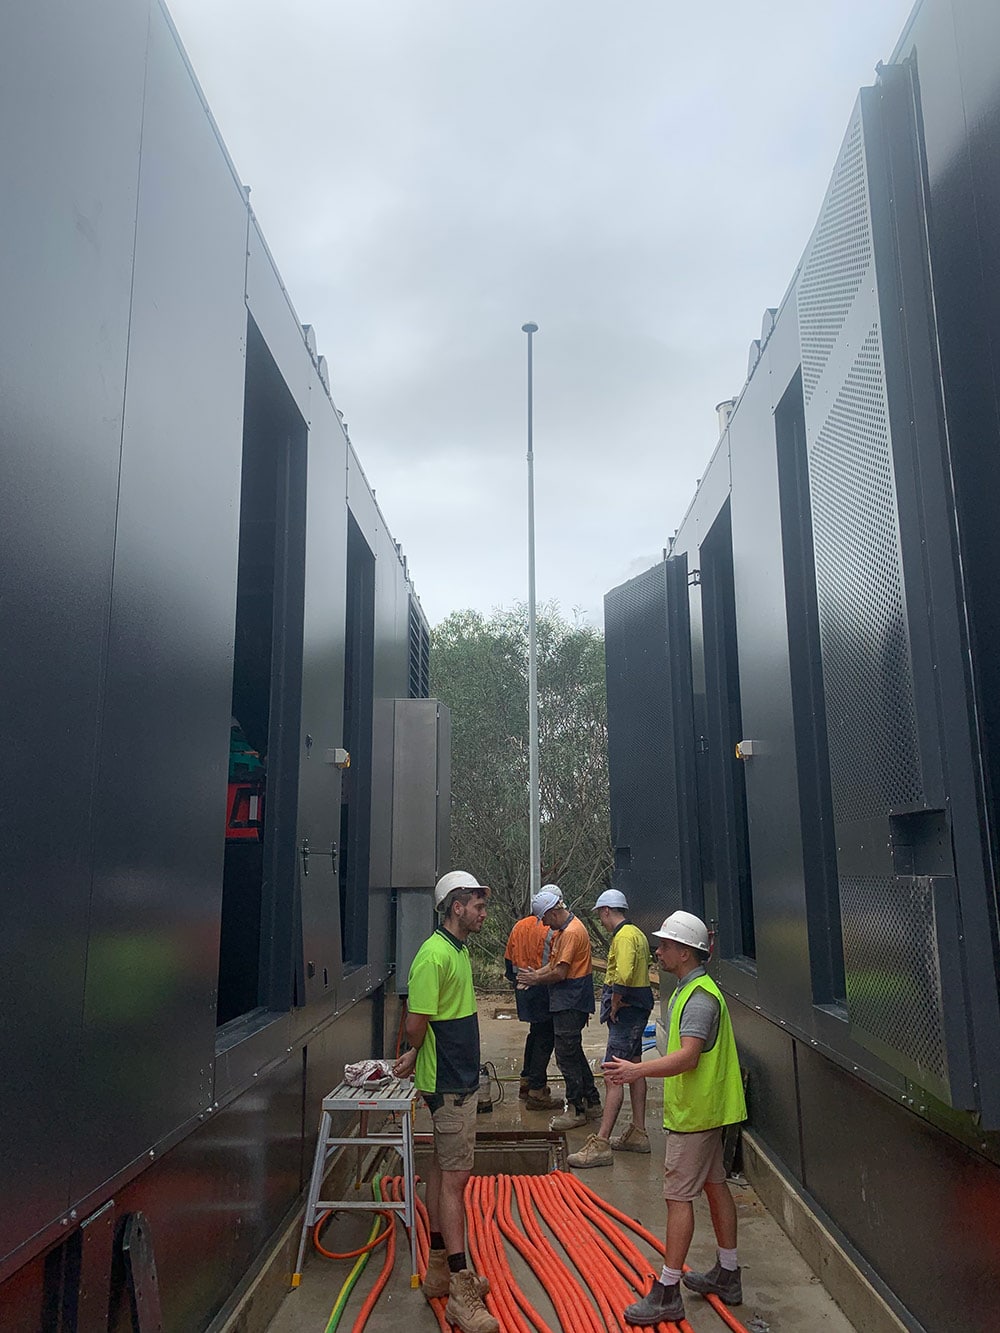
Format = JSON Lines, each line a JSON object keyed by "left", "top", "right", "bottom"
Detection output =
{"left": 741, "top": 1131, "right": 924, "bottom": 1333}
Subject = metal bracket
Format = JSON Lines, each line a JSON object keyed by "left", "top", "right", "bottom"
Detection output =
{"left": 301, "top": 839, "right": 339, "bottom": 878}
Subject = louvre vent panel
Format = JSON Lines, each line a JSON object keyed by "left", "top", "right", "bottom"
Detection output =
{"left": 808, "top": 324, "right": 923, "bottom": 822}
{"left": 799, "top": 112, "right": 873, "bottom": 405}
{"left": 408, "top": 598, "right": 430, "bottom": 699}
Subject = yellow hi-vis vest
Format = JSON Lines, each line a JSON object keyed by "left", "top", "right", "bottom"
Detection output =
{"left": 662, "top": 974, "right": 747, "bottom": 1132}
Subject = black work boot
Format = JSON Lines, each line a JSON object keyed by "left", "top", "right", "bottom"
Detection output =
{"left": 683, "top": 1260, "right": 742, "bottom": 1305}
{"left": 623, "top": 1278, "right": 685, "bottom": 1325}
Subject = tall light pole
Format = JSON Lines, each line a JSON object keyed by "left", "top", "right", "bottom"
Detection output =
{"left": 522, "top": 322, "right": 540, "bottom": 908}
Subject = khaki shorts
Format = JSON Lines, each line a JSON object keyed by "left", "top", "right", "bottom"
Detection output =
{"left": 426, "top": 1091, "right": 478, "bottom": 1172}
{"left": 663, "top": 1127, "right": 726, "bottom": 1202}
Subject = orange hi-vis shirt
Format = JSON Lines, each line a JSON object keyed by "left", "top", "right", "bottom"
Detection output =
{"left": 548, "top": 912, "right": 595, "bottom": 1014}
{"left": 504, "top": 916, "right": 553, "bottom": 971}
{"left": 505, "top": 915, "right": 556, "bottom": 1023}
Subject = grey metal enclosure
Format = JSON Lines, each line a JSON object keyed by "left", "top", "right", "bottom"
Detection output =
{"left": 0, "top": 2, "right": 445, "bottom": 1328}
{"left": 604, "top": 1, "right": 1000, "bottom": 1329}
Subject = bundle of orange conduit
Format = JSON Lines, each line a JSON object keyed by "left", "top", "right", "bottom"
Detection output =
{"left": 343, "top": 1172, "right": 754, "bottom": 1333}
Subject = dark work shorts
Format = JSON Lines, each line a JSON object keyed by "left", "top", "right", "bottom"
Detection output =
{"left": 603, "top": 1007, "right": 649, "bottom": 1062}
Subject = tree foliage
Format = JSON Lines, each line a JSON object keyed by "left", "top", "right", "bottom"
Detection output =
{"left": 430, "top": 605, "right": 612, "bottom": 970}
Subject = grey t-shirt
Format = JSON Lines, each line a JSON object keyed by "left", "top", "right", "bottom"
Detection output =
{"left": 666, "top": 966, "right": 720, "bottom": 1052}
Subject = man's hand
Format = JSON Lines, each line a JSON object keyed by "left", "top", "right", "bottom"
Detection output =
{"left": 602, "top": 1056, "right": 643, "bottom": 1086}
{"left": 517, "top": 967, "right": 540, "bottom": 986}
{"left": 392, "top": 1048, "right": 417, "bottom": 1079}
{"left": 609, "top": 994, "right": 623, "bottom": 1024}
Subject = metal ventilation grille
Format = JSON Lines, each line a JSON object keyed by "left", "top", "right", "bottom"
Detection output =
{"left": 798, "top": 110, "right": 872, "bottom": 405}
{"left": 841, "top": 874, "right": 947, "bottom": 1086}
{"left": 408, "top": 598, "right": 430, "bottom": 698}
{"left": 808, "top": 324, "right": 923, "bottom": 822}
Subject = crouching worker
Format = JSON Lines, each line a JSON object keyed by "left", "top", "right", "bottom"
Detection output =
{"left": 392, "top": 871, "right": 498, "bottom": 1333}
{"left": 604, "top": 910, "right": 746, "bottom": 1326}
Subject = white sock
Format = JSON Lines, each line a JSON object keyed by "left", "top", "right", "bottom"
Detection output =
{"left": 660, "top": 1265, "right": 683, "bottom": 1287}
{"left": 718, "top": 1247, "right": 739, "bottom": 1271}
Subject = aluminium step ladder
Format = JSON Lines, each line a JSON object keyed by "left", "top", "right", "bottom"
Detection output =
{"left": 293, "top": 1077, "right": 420, "bottom": 1288}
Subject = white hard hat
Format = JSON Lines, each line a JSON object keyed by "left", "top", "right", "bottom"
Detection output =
{"left": 533, "top": 885, "right": 564, "bottom": 919}
{"left": 651, "top": 910, "right": 710, "bottom": 953}
{"left": 594, "top": 888, "right": 628, "bottom": 911}
{"left": 434, "top": 870, "right": 487, "bottom": 911}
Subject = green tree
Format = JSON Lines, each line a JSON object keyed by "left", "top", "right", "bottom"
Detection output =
{"left": 431, "top": 605, "right": 612, "bottom": 976}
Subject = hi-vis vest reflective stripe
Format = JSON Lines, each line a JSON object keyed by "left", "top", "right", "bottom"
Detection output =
{"left": 662, "top": 974, "right": 747, "bottom": 1132}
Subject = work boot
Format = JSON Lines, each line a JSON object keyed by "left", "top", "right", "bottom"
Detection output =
{"left": 524, "top": 1086, "right": 559, "bottom": 1110}
{"left": 683, "top": 1260, "right": 743, "bottom": 1305}
{"left": 445, "top": 1269, "right": 499, "bottom": 1333}
{"left": 567, "top": 1134, "right": 613, "bottom": 1168}
{"left": 422, "top": 1248, "right": 450, "bottom": 1299}
{"left": 549, "top": 1105, "right": 587, "bottom": 1130}
{"left": 585, "top": 1099, "right": 603, "bottom": 1122}
{"left": 623, "top": 1279, "right": 685, "bottom": 1325}
{"left": 422, "top": 1250, "right": 489, "bottom": 1300}
{"left": 518, "top": 1076, "right": 531, "bottom": 1100}
{"left": 611, "top": 1123, "right": 651, "bottom": 1153}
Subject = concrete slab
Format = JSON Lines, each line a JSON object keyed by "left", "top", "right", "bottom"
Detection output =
{"left": 265, "top": 1010, "right": 859, "bottom": 1333}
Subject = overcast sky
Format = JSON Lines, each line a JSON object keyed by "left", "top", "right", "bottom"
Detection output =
{"left": 167, "top": 0, "right": 916, "bottom": 628}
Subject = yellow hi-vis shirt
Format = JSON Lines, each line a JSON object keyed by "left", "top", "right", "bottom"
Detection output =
{"left": 662, "top": 974, "right": 746, "bottom": 1132}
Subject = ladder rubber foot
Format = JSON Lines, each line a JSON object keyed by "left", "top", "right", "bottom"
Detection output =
{"left": 291, "top": 1274, "right": 302, "bottom": 1288}
{"left": 411, "top": 1274, "right": 420, "bottom": 1288}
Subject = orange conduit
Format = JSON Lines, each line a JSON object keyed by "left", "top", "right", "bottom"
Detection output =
{"left": 361, "top": 1170, "right": 750, "bottom": 1333}
{"left": 350, "top": 1185, "right": 397, "bottom": 1333}
{"left": 567, "top": 1174, "right": 753, "bottom": 1333}
{"left": 410, "top": 1184, "right": 450, "bottom": 1333}
{"left": 493, "top": 1175, "right": 558, "bottom": 1333}
{"left": 313, "top": 1209, "right": 392, "bottom": 1260}
{"left": 552, "top": 1173, "right": 693, "bottom": 1333}
{"left": 467, "top": 1176, "right": 532, "bottom": 1333}
{"left": 542, "top": 1172, "right": 689, "bottom": 1333}
{"left": 511, "top": 1173, "right": 605, "bottom": 1333}
{"left": 528, "top": 1174, "right": 626, "bottom": 1332}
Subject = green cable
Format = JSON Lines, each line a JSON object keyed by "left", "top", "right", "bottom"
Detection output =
{"left": 322, "top": 1177, "right": 385, "bottom": 1333}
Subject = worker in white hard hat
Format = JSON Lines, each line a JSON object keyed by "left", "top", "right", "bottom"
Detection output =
{"left": 392, "top": 872, "right": 498, "bottom": 1333}
{"left": 567, "top": 888, "right": 653, "bottom": 1169}
{"left": 516, "top": 885, "right": 602, "bottom": 1130}
{"left": 604, "top": 909, "right": 747, "bottom": 1326}
{"left": 503, "top": 893, "right": 561, "bottom": 1110}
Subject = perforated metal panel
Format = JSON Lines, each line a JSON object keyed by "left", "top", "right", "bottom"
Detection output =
{"left": 840, "top": 874, "right": 947, "bottom": 1086}
{"left": 798, "top": 87, "right": 961, "bottom": 1099}
{"left": 808, "top": 323, "right": 923, "bottom": 821}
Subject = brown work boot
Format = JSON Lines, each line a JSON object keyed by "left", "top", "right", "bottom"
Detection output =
{"left": 445, "top": 1269, "right": 499, "bottom": 1333}
{"left": 524, "top": 1086, "right": 559, "bottom": 1110}
{"left": 585, "top": 1100, "right": 603, "bottom": 1122}
{"left": 611, "top": 1123, "right": 651, "bottom": 1153}
{"left": 518, "top": 1076, "right": 531, "bottom": 1100}
{"left": 423, "top": 1250, "right": 489, "bottom": 1301}
{"left": 421, "top": 1247, "right": 450, "bottom": 1299}
{"left": 567, "top": 1133, "right": 613, "bottom": 1168}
